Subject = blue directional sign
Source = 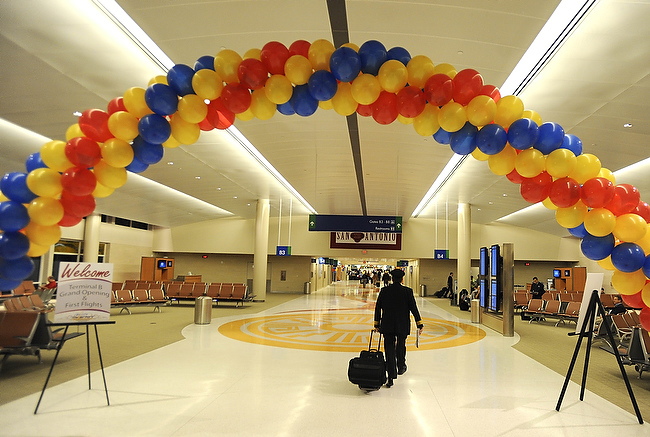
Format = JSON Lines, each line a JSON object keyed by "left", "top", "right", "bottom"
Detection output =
{"left": 434, "top": 250, "right": 449, "bottom": 259}
{"left": 276, "top": 246, "right": 291, "bottom": 256}
{"left": 308, "top": 215, "right": 402, "bottom": 233}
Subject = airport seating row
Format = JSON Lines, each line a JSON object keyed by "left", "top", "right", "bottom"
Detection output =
{"left": 167, "top": 282, "right": 251, "bottom": 307}
{"left": 110, "top": 288, "right": 169, "bottom": 314}
{"left": 520, "top": 298, "right": 582, "bottom": 326}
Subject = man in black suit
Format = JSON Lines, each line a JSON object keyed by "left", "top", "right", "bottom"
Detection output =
{"left": 530, "top": 277, "right": 545, "bottom": 299}
{"left": 373, "top": 269, "right": 424, "bottom": 388}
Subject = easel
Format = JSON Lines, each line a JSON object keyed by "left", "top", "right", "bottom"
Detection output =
{"left": 556, "top": 290, "right": 643, "bottom": 424}
{"left": 34, "top": 320, "right": 115, "bottom": 414}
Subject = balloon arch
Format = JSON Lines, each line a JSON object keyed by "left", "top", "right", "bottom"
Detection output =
{"left": 1, "top": 39, "right": 649, "bottom": 327}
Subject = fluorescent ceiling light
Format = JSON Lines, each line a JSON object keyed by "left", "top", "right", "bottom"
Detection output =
{"left": 411, "top": 154, "right": 465, "bottom": 217}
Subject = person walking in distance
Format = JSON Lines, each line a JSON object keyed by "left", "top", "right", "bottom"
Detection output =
{"left": 373, "top": 269, "right": 424, "bottom": 388}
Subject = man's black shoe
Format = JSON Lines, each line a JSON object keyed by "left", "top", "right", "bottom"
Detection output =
{"left": 398, "top": 365, "right": 407, "bottom": 375}
{"left": 385, "top": 377, "right": 394, "bottom": 388}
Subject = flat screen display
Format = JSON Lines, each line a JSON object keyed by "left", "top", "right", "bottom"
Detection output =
{"left": 553, "top": 269, "right": 561, "bottom": 278}
{"left": 157, "top": 260, "right": 167, "bottom": 269}
{"left": 479, "top": 247, "right": 488, "bottom": 277}
{"left": 480, "top": 278, "right": 487, "bottom": 308}
{"left": 489, "top": 278, "right": 498, "bottom": 311}
{"left": 490, "top": 245, "right": 500, "bottom": 277}
{"left": 564, "top": 269, "right": 571, "bottom": 277}
{"left": 167, "top": 260, "right": 173, "bottom": 267}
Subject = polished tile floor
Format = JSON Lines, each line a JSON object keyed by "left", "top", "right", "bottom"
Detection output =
{"left": 1, "top": 281, "right": 648, "bottom": 436}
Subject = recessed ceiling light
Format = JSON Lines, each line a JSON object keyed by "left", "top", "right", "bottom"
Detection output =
{"left": 233, "top": 196, "right": 238, "bottom": 199}
{"left": 488, "top": 201, "right": 493, "bottom": 205}
{"left": 457, "top": 50, "right": 464, "bottom": 55}
{"left": 217, "top": 187, "right": 221, "bottom": 190}
{"left": 73, "top": 111, "right": 82, "bottom": 117}
{"left": 195, "top": 176, "right": 201, "bottom": 180}
{"left": 624, "top": 123, "right": 633, "bottom": 128}
{"left": 167, "top": 161, "right": 174, "bottom": 165}
{"left": 503, "top": 193, "right": 508, "bottom": 197}
{"left": 204, "top": 99, "right": 210, "bottom": 104}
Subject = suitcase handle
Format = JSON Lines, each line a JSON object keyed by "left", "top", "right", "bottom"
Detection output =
{"left": 368, "top": 330, "right": 382, "bottom": 351}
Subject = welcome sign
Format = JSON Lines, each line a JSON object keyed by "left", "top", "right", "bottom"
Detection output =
{"left": 54, "top": 262, "right": 114, "bottom": 322}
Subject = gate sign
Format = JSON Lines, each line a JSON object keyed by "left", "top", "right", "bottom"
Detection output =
{"left": 309, "top": 215, "right": 402, "bottom": 233}
{"left": 54, "top": 262, "right": 114, "bottom": 322}
{"left": 276, "top": 246, "right": 291, "bottom": 256}
{"left": 435, "top": 250, "right": 449, "bottom": 259}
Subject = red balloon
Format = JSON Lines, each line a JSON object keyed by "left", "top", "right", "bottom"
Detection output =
{"left": 633, "top": 200, "right": 650, "bottom": 223}
{"left": 520, "top": 171, "right": 553, "bottom": 204}
{"left": 59, "top": 214, "right": 83, "bottom": 227}
{"left": 289, "top": 40, "right": 311, "bottom": 58}
{"left": 79, "top": 109, "right": 112, "bottom": 143}
{"left": 621, "top": 290, "right": 645, "bottom": 309}
{"left": 220, "top": 84, "right": 252, "bottom": 114}
{"left": 206, "top": 98, "right": 235, "bottom": 129}
{"left": 198, "top": 116, "right": 214, "bottom": 131}
{"left": 549, "top": 177, "right": 581, "bottom": 208}
{"left": 237, "top": 58, "right": 269, "bottom": 90}
{"left": 61, "top": 167, "right": 97, "bottom": 196}
{"left": 356, "top": 103, "right": 373, "bottom": 117}
{"left": 107, "top": 97, "right": 127, "bottom": 115}
{"left": 506, "top": 169, "right": 525, "bottom": 184}
{"left": 479, "top": 84, "right": 501, "bottom": 102}
{"left": 65, "top": 137, "right": 102, "bottom": 168}
{"left": 581, "top": 177, "right": 615, "bottom": 208}
{"left": 260, "top": 41, "right": 290, "bottom": 75}
{"left": 371, "top": 91, "right": 398, "bottom": 125}
{"left": 396, "top": 86, "right": 425, "bottom": 118}
{"left": 423, "top": 74, "right": 453, "bottom": 106}
{"left": 451, "top": 69, "right": 483, "bottom": 106}
{"left": 60, "top": 191, "right": 96, "bottom": 218}
{"left": 605, "top": 184, "right": 640, "bottom": 216}
{"left": 640, "top": 307, "right": 650, "bottom": 331}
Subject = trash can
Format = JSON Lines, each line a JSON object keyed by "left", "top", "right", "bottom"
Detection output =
{"left": 471, "top": 299, "right": 480, "bottom": 323}
{"left": 304, "top": 282, "right": 311, "bottom": 294}
{"left": 420, "top": 284, "right": 427, "bottom": 297}
{"left": 194, "top": 296, "right": 212, "bottom": 324}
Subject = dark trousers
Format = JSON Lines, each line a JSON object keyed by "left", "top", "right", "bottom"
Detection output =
{"left": 383, "top": 333, "right": 407, "bottom": 379}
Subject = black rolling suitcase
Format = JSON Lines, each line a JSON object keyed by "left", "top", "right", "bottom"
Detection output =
{"left": 348, "top": 331, "right": 387, "bottom": 390}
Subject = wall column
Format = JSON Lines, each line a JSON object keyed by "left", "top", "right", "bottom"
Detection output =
{"left": 83, "top": 214, "right": 100, "bottom": 263}
{"left": 254, "top": 199, "right": 270, "bottom": 301}
{"left": 457, "top": 203, "right": 472, "bottom": 297}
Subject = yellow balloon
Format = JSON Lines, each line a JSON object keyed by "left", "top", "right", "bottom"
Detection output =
{"left": 612, "top": 269, "right": 646, "bottom": 295}
{"left": 471, "top": 147, "right": 489, "bottom": 162}
{"left": 24, "top": 222, "right": 61, "bottom": 247}
{"left": 308, "top": 39, "right": 335, "bottom": 71}
{"left": 243, "top": 48, "right": 261, "bottom": 60}
{"left": 27, "top": 241, "right": 50, "bottom": 257}
{"left": 555, "top": 202, "right": 587, "bottom": 228}
{"left": 123, "top": 87, "right": 152, "bottom": 118}
{"left": 350, "top": 74, "right": 381, "bottom": 105}
{"left": 598, "top": 167, "right": 616, "bottom": 185}
{"left": 170, "top": 115, "right": 200, "bottom": 145}
{"left": 542, "top": 197, "right": 558, "bottom": 210}
{"left": 93, "top": 180, "right": 115, "bottom": 198}
{"left": 235, "top": 107, "right": 255, "bottom": 121}
{"left": 635, "top": 224, "right": 650, "bottom": 254}
{"left": 40, "top": 140, "right": 74, "bottom": 172}
{"left": 413, "top": 105, "right": 440, "bottom": 136}
{"left": 494, "top": 95, "right": 524, "bottom": 128}
{"left": 522, "top": 109, "right": 542, "bottom": 126}
{"left": 0, "top": 193, "right": 8, "bottom": 202}
{"left": 250, "top": 89, "right": 276, "bottom": 120}
{"left": 107, "top": 111, "right": 139, "bottom": 142}
{"left": 438, "top": 102, "right": 466, "bottom": 132}
{"left": 163, "top": 134, "right": 181, "bottom": 149}
{"left": 319, "top": 99, "right": 334, "bottom": 110}
{"left": 331, "top": 82, "right": 357, "bottom": 116}
{"left": 28, "top": 197, "right": 64, "bottom": 226}
{"left": 569, "top": 153, "right": 601, "bottom": 184}
{"left": 597, "top": 256, "right": 616, "bottom": 271}
{"left": 397, "top": 114, "right": 413, "bottom": 125}
{"left": 148, "top": 75, "right": 168, "bottom": 86}
{"left": 466, "top": 95, "right": 496, "bottom": 127}
{"left": 93, "top": 161, "right": 127, "bottom": 189}
{"left": 432, "top": 63, "right": 457, "bottom": 78}
{"left": 584, "top": 207, "right": 616, "bottom": 237}
{"left": 406, "top": 55, "right": 435, "bottom": 88}
{"left": 214, "top": 49, "right": 242, "bottom": 83}
{"left": 545, "top": 148, "right": 577, "bottom": 178}
{"left": 192, "top": 69, "right": 224, "bottom": 101}
{"left": 378, "top": 60, "right": 408, "bottom": 93}
{"left": 341, "top": 43, "right": 359, "bottom": 52}
{"left": 264, "top": 74, "right": 293, "bottom": 104}
{"left": 642, "top": 282, "right": 650, "bottom": 308}
{"left": 26, "top": 168, "right": 62, "bottom": 198}
{"left": 65, "top": 123, "right": 84, "bottom": 141}
{"left": 614, "top": 213, "right": 647, "bottom": 243}
{"left": 101, "top": 138, "right": 134, "bottom": 168}
{"left": 178, "top": 94, "right": 208, "bottom": 124}
{"left": 488, "top": 145, "right": 517, "bottom": 176}
{"left": 284, "top": 55, "right": 313, "bottom": 85}
{"left": 515, "top": 148, "right": 546, "bottom": 178}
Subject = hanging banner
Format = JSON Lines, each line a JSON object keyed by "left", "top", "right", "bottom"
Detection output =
{"left": 310, "top": 215, "right": 402, "bottom": 233}
{"left": 54, "top": 262, "right": 114, "bottom": 323}
{"left": 330, "top": 232, "right": 402, "bottom": 250}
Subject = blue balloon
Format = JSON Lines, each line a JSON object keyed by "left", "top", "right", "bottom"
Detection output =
{"left": 507, "top": 118, "right": 538, "bottom": 150}
{"left": 277, "top": 101, "right": 295, "bottom": 116}
{"left": 167, "top": 64, "right": 195, "bottom": 96}
{"left": 194, "top": 55, "right": 215, "bottom": 72}
{"left": 25, "top": 152, "right": 46, "bottom": 173}
{"left": 290, "top": 84, "right": 318, "bottom": 117}
{"left": 386, "top": 46, "right": 411, "bottom": 66}
{"left": 125, "top": 156, "right": 149, "bottom": 173}
{"left": 0, "top": 255, "right": 34, "bottom": 281}
{"left": 145, "top": 83, "right": 179, "bottom": 116}
{"left": 433, "top": 128, "right": 452, "bottom": 145}
{"left": 329, "top": 47, "right": 361, "bottom": 83}
{"left": 0, "top": 277, "right": 22, "bottom": 292}
{"left": 643, "top": 255, "right": 650, "bottom": 279}
{"left": 308, "top": 70, "right": 338, "bottom": 101}
{"left": 0, "top": 201, "right": 30, "bottom": 232}
{"left": 580, "top": 233, "right": 615, "bottom": 261}
{"left": 138, "top": 114, "right": 171, "bottom": 144}
{"left": 534, "top": 122, "right": 565, "bottom": 155}
{"left": 0, "top": 172, "right": 36, "bottom": 204}
{"left": 476, "top": 123, "right": 507, "bottom": 155}
{"left": 131, "top": 137, "right": 164, "bottom": 165}
{"left": 358, "top": 40, "right": 387, "bottom": 75}
{"left": 568, "top": 223, "right": 588, "bottom": 238}
{"left": 449, "top": 122, "right": 478, "bottom": 155}
{"left": 611, "top": 242, "right": 646, "bottom": 273}
{"left": 0, "top": 231, "right": 30, "bottom": 260}
{"left": 561, "top": 134, "right": 583, "bottom": 156}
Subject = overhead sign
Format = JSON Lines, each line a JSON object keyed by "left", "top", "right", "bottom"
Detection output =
{"left": 276, "top": 246, "right": 291, "bottom": 256}
{"left": 397, "top": 260, "right": 409, "bottom": 267}
{"left": 309, "top": 215, "right": 402, "bottom": 233}
{"left": 434, "top": 249, "right": 449, "bottom": 259}
{"left": 54, "top": 262, "right": 113, "bottom": 322}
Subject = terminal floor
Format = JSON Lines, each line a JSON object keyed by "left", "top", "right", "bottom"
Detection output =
{"left": 0, "top": 281, "right": 649, "bottom": 436}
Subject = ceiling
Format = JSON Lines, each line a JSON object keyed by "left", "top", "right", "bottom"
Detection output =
{"left": 1, "top": 0, "right": 649, "bottom": 239}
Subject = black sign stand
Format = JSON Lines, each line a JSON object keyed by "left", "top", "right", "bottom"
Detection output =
{"left": 34, "top": 320, "right": 115, "bottom": 414}
{"left": 555, "top": 290, "right": 643, "bottom": 424}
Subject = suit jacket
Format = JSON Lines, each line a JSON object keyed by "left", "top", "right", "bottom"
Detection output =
{"left": 374, "top": 283, "right": 422, "bottom": 335}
